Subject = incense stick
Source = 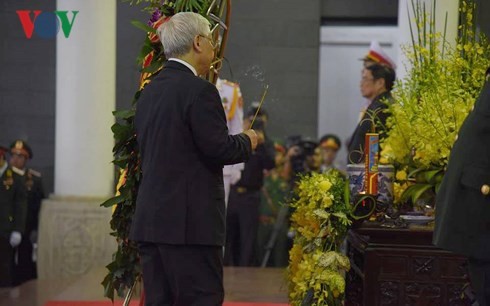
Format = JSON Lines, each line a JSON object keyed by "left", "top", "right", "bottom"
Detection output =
{"left": 249, "top": 85, "right": 269, "bottom": 129}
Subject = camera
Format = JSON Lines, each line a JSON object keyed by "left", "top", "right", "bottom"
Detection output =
{"left": 285, "top": 136, "right": 318, "bottom": 176}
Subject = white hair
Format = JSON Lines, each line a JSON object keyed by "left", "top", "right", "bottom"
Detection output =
{"left": 157, "top": 12, "right": 211, "bottom": 59}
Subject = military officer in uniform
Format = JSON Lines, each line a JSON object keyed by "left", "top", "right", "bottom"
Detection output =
{"left": 319, "top": 134, "right": 341, "bottom": 174}
{"left": 434, "top": 69, "right": 490, "bottom": 305}
{"left": 9, "top": 140, "right": 45, "bottom": 284}
{"left": 0, "top": 145, "right": 27, "bottom": 287}
{"left": 217, "top": 78, "right": 245, "bottom": 206}
{"left": 347, "top": 64, "right": 396, "bottom": 164}
{"left": 224, "top": 116, "right": 276, "bottom": 267}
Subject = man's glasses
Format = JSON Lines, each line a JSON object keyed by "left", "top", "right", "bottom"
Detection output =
{"left": 198, "top": 34, "right": 217, "bottom": 50}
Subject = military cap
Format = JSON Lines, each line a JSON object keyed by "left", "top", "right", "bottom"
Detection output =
{"left": 10, "top": 140, "right": 33, "bottom": 159}
{"left": 319, "top": 134, "right": 341, "bottom": 151}
{"left": 361, "top": 41, "right": 396, "bottom": 69}
{"left": 300, "top": 140, "right": 318, "bottom": 157}
{"left": 246, "top": 102, "right": 268, "bottom": 120}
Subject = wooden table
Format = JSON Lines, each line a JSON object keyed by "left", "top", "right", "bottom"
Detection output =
{"left": 345, "top": 225, "right": 471, "bottom": 306}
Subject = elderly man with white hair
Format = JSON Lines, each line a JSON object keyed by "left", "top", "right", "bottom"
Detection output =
{"left": 130, "top": 12, "right": 258, "bottom": 305}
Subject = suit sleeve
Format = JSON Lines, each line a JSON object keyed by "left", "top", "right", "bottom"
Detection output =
{"left": 189, "top": 83, "right": 252, "bottom": 165}
{"left": 13, "top": 176, "right": 27, "bottom": 233}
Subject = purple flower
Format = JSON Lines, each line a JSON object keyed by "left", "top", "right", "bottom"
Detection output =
{"left": 148, "top": 8, "right": 163, "bottom": 26}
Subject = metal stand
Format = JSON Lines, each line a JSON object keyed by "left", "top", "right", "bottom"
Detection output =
{"left": 260, "top": 204, "right": 289, "bottom": 268}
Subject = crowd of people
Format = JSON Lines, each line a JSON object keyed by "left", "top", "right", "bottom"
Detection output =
{"left": 222, "top": 41, "right": 397, "bottom": 268}
{"left": 0, "top": 140, "right": 45, "bottom": 288}
{"left": 222, "top": 103, "right": 345, "bottom": 267}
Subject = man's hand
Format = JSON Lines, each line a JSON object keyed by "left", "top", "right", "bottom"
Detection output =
{"left": 10, "top": 231, "right": 22, "bottom": 248}
{"left": 244, "top": 129, "right": 258, "bottom": 150}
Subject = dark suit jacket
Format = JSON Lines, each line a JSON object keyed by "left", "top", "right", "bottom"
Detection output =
{"left": 347, "top": 91, "right": 393, "bottom": 164}
{"left": 130, "top": 61, "right": 252, "bottom": 246}
{"left": 433, "top": 76, "right": 490, "bottom": 260}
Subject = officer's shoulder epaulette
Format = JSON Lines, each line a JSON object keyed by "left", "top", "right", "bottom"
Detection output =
{"left": 11, "top": 167, "right": 24, "bottom": 176}
{"left": 28, "top": 169, "right": 42, "bottom": 178}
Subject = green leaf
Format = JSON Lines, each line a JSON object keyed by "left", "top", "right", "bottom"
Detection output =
{"left": 141, "top": 59, "right": 164, "bottom": 73}
{"left": 408, "top": 168, "right": 425, "bottom": 179}
{"left": 111, "top": 122, "right": 132, "bottom": 141}
{"left": 113, "top": 155, "right": 130, "bottom": 168}
{"left": 130, "top": 20, "right": 156, "bottom": 33}
{"left": 101, "top": 195, "right": 125, "bottom": 208}
{"left": 113, "top": 109, "right": 135, "bottom": 120}
{"left": 435, "top": 182, "right": 443, "bottom": 194}
{"left": 102, "top": 273, "right": 115, "bottom": 301}
{"left": 402, "top": 184, "right": 433, "bottom": 203}
{"left": 423, "top": 169, "right": 443, "bottom": 184}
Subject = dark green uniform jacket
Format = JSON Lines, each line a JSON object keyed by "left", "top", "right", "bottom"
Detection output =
{"left": 433, "top": 73, "right": 490, "bottom": 260}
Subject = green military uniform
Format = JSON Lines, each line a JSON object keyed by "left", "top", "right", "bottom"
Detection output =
{"left": 256, "top": 170, "right": 290, "bottom": 267}
{"left": 433, "top": 69, "right": 490, "bottom": 304}
{"left": 9, "top": 140, "right": 45, "bottom": 285}
{"left": 0, "top": 148, "right": 27, "bottom": 287}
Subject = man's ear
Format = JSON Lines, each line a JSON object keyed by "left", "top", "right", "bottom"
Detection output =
{"left": 193, "top": 35, "right": 203, "bottom": 53}
{"left": 376, "top": 78, "right": 386, "bottom": 91}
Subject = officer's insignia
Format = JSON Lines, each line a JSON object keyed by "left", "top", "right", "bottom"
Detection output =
{"left": 28, "top": 169, "right": 41, "bottom": 178}
{"left": 3, "top": 169, "right": 13, "bottom": 190}
{"left": 15, "top": 141, "right": 23, "bottom": 150}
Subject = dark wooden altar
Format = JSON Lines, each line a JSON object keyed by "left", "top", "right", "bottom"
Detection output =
{"left": 345, "top": 225, "right": 472, "bottom": 306}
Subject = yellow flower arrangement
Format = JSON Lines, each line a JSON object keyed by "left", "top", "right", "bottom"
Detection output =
{"left": 288, "top": 171, "right": 352, "bottom": 305}
{"left": 382, "top": 0, "right": 490, "bottom": 205}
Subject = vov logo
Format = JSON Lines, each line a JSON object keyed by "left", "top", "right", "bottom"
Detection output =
{"left": 16, "top": 11, "right": 79, "bottom": 39}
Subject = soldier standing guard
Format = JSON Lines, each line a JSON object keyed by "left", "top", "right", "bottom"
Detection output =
{"left": 0, "top": 145, "right": 27, "bottom": 287}
{"left": 434, "top": 69, "right": 490, "bottom": 305}
{"left": 224, "top": 110, "right": 276, "bottom": 267}
{"left": 9, "top": 140, "right": 45, "bottom": 285}
{"left": 217, "top": 78, "right": 245, "bottom": 206}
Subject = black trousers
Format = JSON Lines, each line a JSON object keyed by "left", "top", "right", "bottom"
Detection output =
{"left": 469, "top": 258, "right": 490, "bottom": 306}
{"left": 138, "top": 242, "right": 224, "bottom": 306}
{"left": 0, "top": 235, "right": 14, "bottom": 288}
{"left": 224, "top": 188, "right": 260, "bottom": 267}
{"left": 15, "top": 235, "right": 36, "bottom": 285}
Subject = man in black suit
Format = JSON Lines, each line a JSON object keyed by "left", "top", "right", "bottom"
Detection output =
{"left": 130, "top": 12, "right": 258, "bottom": 306}
{"left": 434, "top": 69, "right": 490, "bottom": 305}
{"left": 347, "top": 64, "right": 395, "bottom": 164}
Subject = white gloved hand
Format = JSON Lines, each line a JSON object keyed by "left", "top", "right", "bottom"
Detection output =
{"left": 10, "top": 231, "right": 22, "bottom": 248}
{"left": 230, "top": 169, "right": 242, "bottom": 185}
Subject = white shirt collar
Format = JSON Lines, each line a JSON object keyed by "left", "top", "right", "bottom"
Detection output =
{"left": 0, "top": 162, "right": 8, "bottom": 177}
{"left": 12, "top": 166, "right": 26, "bottom": 176}
{"left": 168, "top": 58, "right": 198, "bottom": 76}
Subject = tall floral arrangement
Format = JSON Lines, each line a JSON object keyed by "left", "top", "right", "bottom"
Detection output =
{"left": 101, "top": 0, "right": 228, "bottom": 300}
{"left": 288, "top": 171, "right": 352, "bottom": 306}
{"left": 381, "top": 0, "right": 490, "bottom": 205}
